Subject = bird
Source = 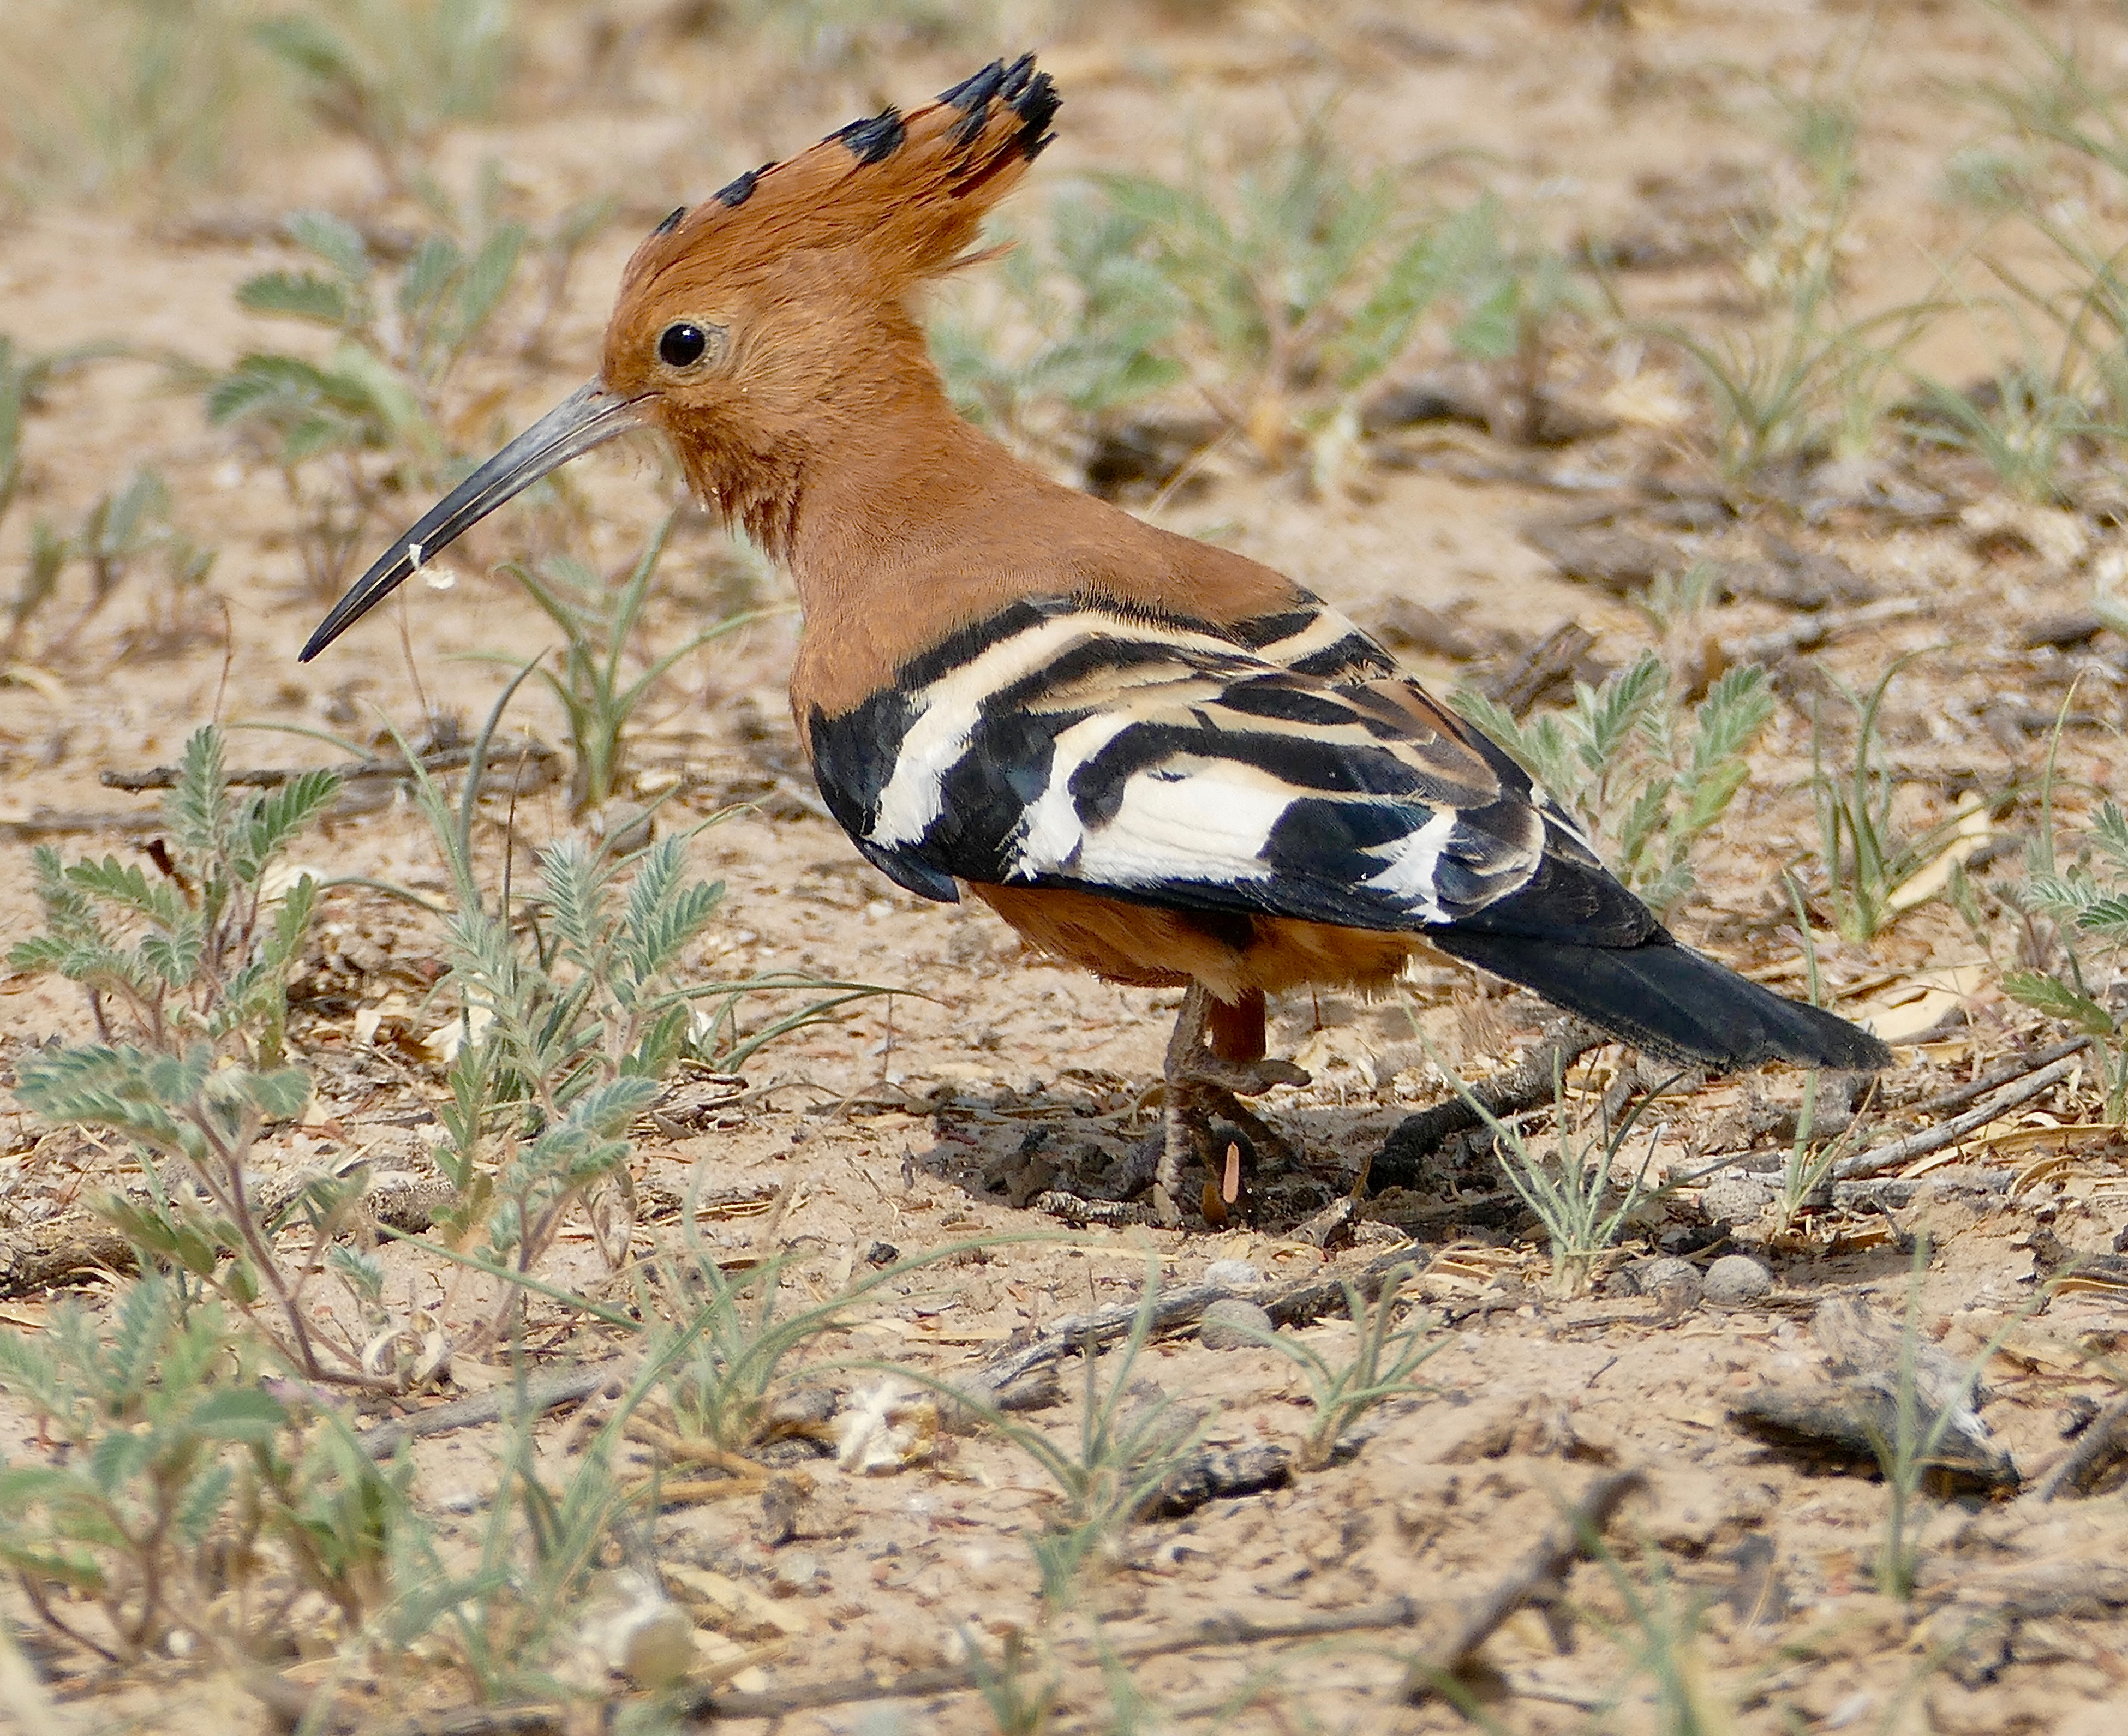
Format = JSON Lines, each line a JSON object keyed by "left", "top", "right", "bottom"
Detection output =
{"left": 300, "top": 55, "right": 1890, "bottom": 1223}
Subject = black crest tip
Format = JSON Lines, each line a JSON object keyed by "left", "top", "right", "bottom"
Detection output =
{"left": 652, "top": 205, "right": 688, "bottom": 236}
{"left": 1012, "top": 70, "right": 1060, "bottom": 158}
{"left": 830, "top": 107, "right": 906, "bottom": 164}
{"left": 940, "top": 58, "right": 1009, "bottom": 111}
{"left": 939, "top": 55, "right": 1054, "bottom": 157}
{"left": 714, "top": 163, "right": 773, "bottom": 208}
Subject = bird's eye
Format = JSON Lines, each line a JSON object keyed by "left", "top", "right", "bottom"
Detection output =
{"left": 659, "top": 322, "right": 709, "bottom": 368}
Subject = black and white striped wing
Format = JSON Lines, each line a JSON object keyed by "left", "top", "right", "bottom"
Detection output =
{"left": 805, "top": 595, "right": 1655, "bottom": 948}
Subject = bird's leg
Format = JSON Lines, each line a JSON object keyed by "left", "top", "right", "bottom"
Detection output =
{"left": 1154, "top": 986, "right": 1311, "bottom": 1224}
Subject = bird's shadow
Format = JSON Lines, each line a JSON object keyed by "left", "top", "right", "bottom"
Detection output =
{"left": 906, "top": 1079, "right": 1540, "bottom": 1239}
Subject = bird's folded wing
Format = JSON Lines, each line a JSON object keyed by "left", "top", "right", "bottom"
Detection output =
{"left": 806, "top": 596, "right": 1659, "bottom": 949}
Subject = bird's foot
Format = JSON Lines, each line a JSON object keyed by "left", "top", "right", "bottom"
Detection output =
{"left": 1152, "top": 1076, "right": 1302, "bottom": 1226}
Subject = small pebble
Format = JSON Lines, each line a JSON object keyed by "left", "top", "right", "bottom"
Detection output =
{"left": 1701, "top": 1175, "right": 1776, "bottom": 1226}
{"left": 770, "top": 1549, "right": 822, "bottom": 1594}
{"left": 1704, "top": 1254, "right": 1774, "bottom": 1310}
{"left": 1204, "top": 1259, "right": 1264, "bottom": 1289}
{"left": 1617, "top": 1255, "right": 1703, "bottom": 1308}
{"left": 1198, "top": 1297, "right": 1274, "bottom": 1350}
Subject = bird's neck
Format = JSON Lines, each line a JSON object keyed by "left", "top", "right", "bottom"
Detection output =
{"left": 721, "top": 328, "right": 1299, "bottom": 722}
{"left": 768, "top": 359, "right": 1066, "bottom": 628}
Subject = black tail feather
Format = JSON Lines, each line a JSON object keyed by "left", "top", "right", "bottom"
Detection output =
{"left": 1430, "top": 929, "right": 1891, "bottom": 1073}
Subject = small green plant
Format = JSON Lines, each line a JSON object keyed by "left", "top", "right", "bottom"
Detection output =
{"left": 6, "top": 727, "right": 425, "bottom": 1388}
{"left": 1660, "top": 85, "right": 1933, "bottom": 476}
{"left": 932, "top": 190, "right": 1185, "bottom": 462}
{"left": 206, "top": 187, "right": 606, "bottom": 596}
{"left": 1455, "top": 653, "right": 1776, "bottom": 920}
{"left": 2002, "top": 797, "right": 2128, "bottom": 1121}
{"left": 1958, "top": 8, "right": 2128, "bottom": 468}
{"left": 1809, "top": 653, "right": 1982, "bottom": 945}
{"left": 2, "top": 337, "right": 154, "bottom": 668}
{"left": 253, "top": 0, "right": 515, "bottom": 195}
{"left": 731, "top": 0, "right": 1000, "bottom": 69}
{"left": 1857, "top": 1246, "right": 2032, "bottom": 1603}
{"left": 1904, "top": 361, "right": 2084, "bottom": 502}
{"left": 1248, "top": 1268, "right": 1442, "bottom": 1470}
{"left": 1771, "top": 881, "right": 1866, "bottom": 1230}
{"left": 962, "top": 1627, "right": 1060, "bottom": 1735}
{"left": 902, "top": 1272, "right": 1203, "bottom": 1608}
{"left": 375, "top": 1369, "right": 646, "bottom": 1702}
{"left": 482, "top": 518, "right": 757, "bottom": 814}
{"left": 1870, "top": 1254, "right": 1940, "bottom": 1603}
{"left": 0, "top": 1273, "right": 403, "bottom": 1663}
{"left": 1097, "top": 137, "right": 1579, "bottom": 478}
{"left": 1575, "top": 1537, "right": 1733, "bottom": 1735}
{"left": 402, "top": 685, "right": 882, "bottom": 1346}
{"left": 1634, "top": 559, "right": 1724, "bottom": 640}
{"left": 1022, "top": 1310, "right": 1201, "bottom": 1605}
{"left": 0, "top": 333, "right": 52, "bottom": 527}
{"left": 408, "top": 746, "right": 716, "bottom": 1341}
{"left": 1445, "top": 1055, "right": 1670, "bottom": 1298}
{"left": 15, "top": 468, "right": 219, "bottom": 659}
{"left": 0, "top": 1, "right": 254, "bottom": 202}
{"left": 12, "top": 726, "right": 334, "bottom": 1066}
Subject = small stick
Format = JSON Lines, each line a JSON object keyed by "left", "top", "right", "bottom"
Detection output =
{"left": 1912, "top": 1038, "right": 2091, "bottom": 1121}
{"left": 1829, "top": 1053, "right": 2086, "bottom": 1181}
{"left": 1366, "top": 1017, "right": 1607, "bottom": 1195}
{"left": 1404, "top": 1468, "right": 1647, "bottom": 1703}
{"left": 1724, "top": 596, "right": 1925, "bottom": 667}
{"left": 2037, "top": 1392, "right": 2128, "bottom": 1501}
{"left": 100, "top": 740, "right": 556, "bottom": 792}
{"left": 357, "top": 1364, "right": 623, "bottom": 1459}
{"left": 1484, "top": 622, "right": 1598, "bottom": 718}
{"left": 964, "top": 1247, "right": 1422, "bottom": 1398}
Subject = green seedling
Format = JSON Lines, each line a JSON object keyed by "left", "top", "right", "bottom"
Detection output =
{"left": 481, "top": 517, "right": 758, "bottom": 813}
{"left": 1810, "top": 652, "right": 1987, "bottom": 944}
{"left": 400, "top": 672, "right": 885, "bottom": 1348}
{"left": 207, "top": 186, "right": 608, "bottom": 596}
{"left": 253, "top": 0, "right": 515, "bottom": 195}
{"left": 5, "top": 727, "right": 428, "bottom": 1388}
{"left": 1097, "top": 136, "right": 1581, "bottom": 482}
{"left": 931, "top": 188, "right": 1185, "bottom": 465}
{"left": 0, "top": 1274, "right": 404, "bottom": 1662}
{"left": 1456, "top": 653, "right": 1775, "bottom": 921}
{"left": 1437, "top": 1042, "right": 1674, "bottom": 1298}
{"left": 1246, "top": 1267, "right": 1442, "bottom": 1469}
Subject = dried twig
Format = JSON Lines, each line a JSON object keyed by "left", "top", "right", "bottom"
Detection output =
{"left": 1405, "top": 1468, "right": 1647, "bottom": 1702}
{"left": 357, "top": 1364, "right": 625, "bottom": 1460}
{"left": 965, "top": 1248, "right": 1421, "bottom": 1398}
{"left": 0, "top": 808, "right": 171, "bottom": 840}
{"left": 1723, "top": 595, "right": 1924, "bottom": 667}
{"left": 99, "top": 739, "right": 556, "bottom": 792}
{"left": 1830, "top": 1051, "right": 2088, "bottom": 1181}
{"left": 1366, "top": 1016, "right": 1607, "bottom": 1195}
{"left": 1913, "top": 1038, "right": 2092, "bottom": 1121}
{"left": 1483, "top": 622, "right": 1598, "bottom": 717}
{"left": 2037, "top": 1393, "right": 2128, "bottom": 1501}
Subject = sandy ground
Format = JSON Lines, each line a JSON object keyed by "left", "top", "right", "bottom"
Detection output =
{"left": 10, "top": 2, "right": 2128, "bottom": 1731}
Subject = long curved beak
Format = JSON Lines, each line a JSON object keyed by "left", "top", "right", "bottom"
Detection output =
{"left": 299, "top": 380, "right": 645, "bottom": 662}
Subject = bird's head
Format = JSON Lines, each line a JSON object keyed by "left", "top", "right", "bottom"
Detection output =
{"left": 300, "top": 56, "right": 1057, "bottom": 662}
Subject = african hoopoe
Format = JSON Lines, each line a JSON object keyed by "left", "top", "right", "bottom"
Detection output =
{"left": 301, "top": 56, "right": 1888, "bottom": 1222}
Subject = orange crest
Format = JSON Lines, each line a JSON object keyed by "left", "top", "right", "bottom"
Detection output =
{"left": 617, "top": 56, "right": 1058, "bottom": 307}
